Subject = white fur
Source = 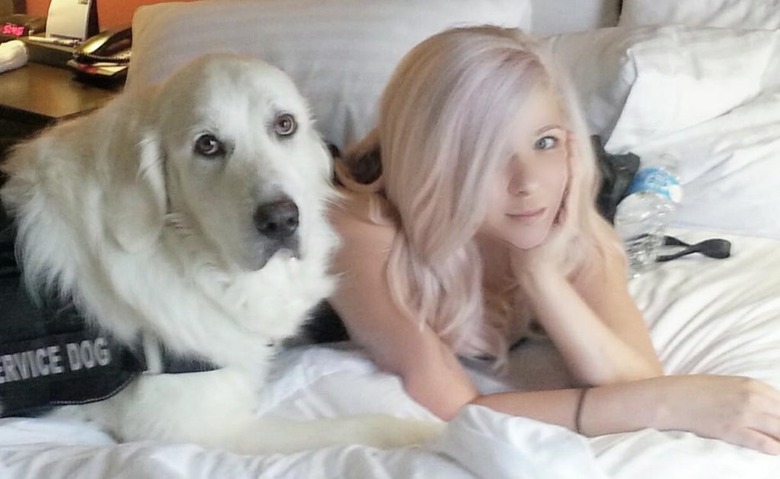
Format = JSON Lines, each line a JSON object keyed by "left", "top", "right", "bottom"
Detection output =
{"left": 0, "top": 54, "right": 441, "bottom": 453}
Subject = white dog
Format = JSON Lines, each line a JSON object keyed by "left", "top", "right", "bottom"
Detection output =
{"left": 0, "top": 54, "right": 440, "bottom": 454}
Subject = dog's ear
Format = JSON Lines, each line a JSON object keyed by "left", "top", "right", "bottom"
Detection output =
{"left": 104, "top": 129, "right": 167, "bottom": 253}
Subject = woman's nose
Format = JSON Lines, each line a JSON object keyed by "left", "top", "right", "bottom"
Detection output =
{"left": 508, "top": 161, "right": 538, "bottom": 196}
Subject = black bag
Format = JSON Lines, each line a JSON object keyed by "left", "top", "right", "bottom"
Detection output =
{"left": 590, "top": 135, "right": 731, "bottom": 262}
{"left": 591, "top": 135, "right": 640, "bottom": 224}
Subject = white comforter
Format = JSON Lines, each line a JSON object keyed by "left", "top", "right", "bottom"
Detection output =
{"left": 2, "top": 227, "right": 780, "bottom": 478}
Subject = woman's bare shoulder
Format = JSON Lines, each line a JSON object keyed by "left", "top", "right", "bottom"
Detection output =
{"left": 328, "top": 190, "right": 399, "bottom": 249}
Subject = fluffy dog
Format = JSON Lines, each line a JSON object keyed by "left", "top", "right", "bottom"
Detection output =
{"left": 0, "top": 54, "right": 440, "bottom": 453}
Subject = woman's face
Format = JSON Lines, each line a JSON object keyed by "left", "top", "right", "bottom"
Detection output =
{"left": 478, "top": 86, "right": 570, "bottom": 250}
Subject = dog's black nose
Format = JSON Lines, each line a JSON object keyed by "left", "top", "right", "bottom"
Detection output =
{"left": 254, "top": 199, "right": 299, "bottom": 240}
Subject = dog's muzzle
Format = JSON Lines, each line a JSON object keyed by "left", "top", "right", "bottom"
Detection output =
{"left": 253, "top": 198, "right": 301, "bottom": 266}
{"left": 254, "top": 198, "right": 299, "bottom": 240}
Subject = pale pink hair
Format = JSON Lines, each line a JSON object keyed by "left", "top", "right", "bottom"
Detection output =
{"left": 335, "top": 26, "right": 613, "bottom": 366}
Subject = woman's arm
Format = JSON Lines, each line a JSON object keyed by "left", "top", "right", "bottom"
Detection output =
{"left": 502, "top": 131, "right": 661, "bottom": 385}
{"left": 473, "top": 375, "right": 780, "bottom": 455}
{"left": 328, "top": 199, "right": 477, "bottom": 419}
{"left": 328, "top": 200, "right": 780, "bottom": 454}
{"left": 510, "top": 224, "right": 663, "bottom": 385}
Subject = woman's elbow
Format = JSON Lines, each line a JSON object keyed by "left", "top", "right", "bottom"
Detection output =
{"left": 399, "top": 369, "right": 478, "bottom": 421}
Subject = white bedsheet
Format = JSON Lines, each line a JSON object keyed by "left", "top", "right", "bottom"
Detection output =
{"left": 2, "top": 229, "right": 780, "bottom": 478}
{"left": 597, "top": 229, "right": 780, "bottom": 478}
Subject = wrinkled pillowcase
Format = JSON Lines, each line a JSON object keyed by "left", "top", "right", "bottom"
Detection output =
{"left": 541, "top": 25, "right": 776, "bottom": 152}
{"left": 619, "top": 0, "right": 780, "bottom": 30}
{"left": 128, "top": 0, "right": 532, "bottom": 150}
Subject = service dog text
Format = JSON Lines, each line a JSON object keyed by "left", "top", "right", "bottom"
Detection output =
{"left": 0, "top": 338, "right": 111, "bottom": 384}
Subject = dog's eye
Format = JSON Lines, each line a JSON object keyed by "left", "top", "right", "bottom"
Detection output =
{"left": 273, "top": 114, "right": 297, "bottom": 137}
{"left": 194, "top": 134, "right": 226, "bottom": 157}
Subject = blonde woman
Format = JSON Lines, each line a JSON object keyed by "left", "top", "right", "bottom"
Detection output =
{"left": 328, "top": 26, "right": 780, "bottom": 454}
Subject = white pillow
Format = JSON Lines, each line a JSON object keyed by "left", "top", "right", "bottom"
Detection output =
{"left": 621, "top": 91, "right": 780, "bottom": 238}
{"left": 604, "top": 27, "right": 775, "bottom": 152}
{"left": 540, "top": 27, "right": 655, "bottom": 139}
{"left": 619, "top": 0, "right": 780, "bottom": 30}
{"left": 129, "top": 0, "right": 532, "bottom": 149}
{"left": 547, "top": 24, "right": 780, "bottom": 238}
{"left": 541, "top": 26, "right": 775, "bottom": 150}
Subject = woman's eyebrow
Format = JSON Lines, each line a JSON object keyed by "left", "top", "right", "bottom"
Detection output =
{"left": 535, "top": 124, "right": 564, "bottom": 135}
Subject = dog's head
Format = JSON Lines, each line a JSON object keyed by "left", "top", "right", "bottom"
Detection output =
{"left": 110, "top": 54, "right": 335, "bottom": 271}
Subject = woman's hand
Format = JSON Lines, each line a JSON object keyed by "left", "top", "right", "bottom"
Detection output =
{"left": 509, "top": 131, "right": 580, "bottom": 278}
{"left": 649, "top": 375, "right": 780, "bottom": 454}
{"left": 508, "top": 211, "right": 571, "bottom": 278}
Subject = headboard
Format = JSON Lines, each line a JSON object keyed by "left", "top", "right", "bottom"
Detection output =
{"left": 532, "top": 0, "right": 621, "bottom": 34}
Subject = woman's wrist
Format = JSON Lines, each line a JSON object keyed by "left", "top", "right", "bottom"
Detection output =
{"left": 619, "top": 379, "right": 665, "bottom": 430}
{"left": 513, "top": 260, "right": 566, "bottom": 294}
{"left": 574, "top": 387, "right": 591, "bottom": 434}
{"left": 580, "top": 381, "right": 664, "bottom": 435}
{"left": 639, "top": 377, "right": 679, "bottom": 432}
{"left": 513, "top": 262, "right": 573, "bottom": 335}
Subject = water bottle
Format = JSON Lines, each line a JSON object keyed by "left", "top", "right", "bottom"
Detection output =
{"left": 613, "top": 153, "right": 682, "bottom": 277}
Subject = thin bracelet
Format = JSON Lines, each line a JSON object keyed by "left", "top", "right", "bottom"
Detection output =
{"left": 575, "top": 387, "right": 591, "bottom": 434}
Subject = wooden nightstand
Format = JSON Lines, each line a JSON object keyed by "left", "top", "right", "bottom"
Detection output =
{"left": 0, "top": 62, "right": 121, "bottom": 159}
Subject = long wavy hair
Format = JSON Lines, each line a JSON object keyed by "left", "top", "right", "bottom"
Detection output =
{"left": 335, "top": 26, "right": 611, "bottom": 366}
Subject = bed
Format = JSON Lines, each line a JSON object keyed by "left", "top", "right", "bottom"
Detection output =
{"left": 3, "top": 0, "right": 780, "bottom": 477}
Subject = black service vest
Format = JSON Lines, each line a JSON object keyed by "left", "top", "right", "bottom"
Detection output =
{"left": 0, "top": 200, "right": 215, "bottom": 417}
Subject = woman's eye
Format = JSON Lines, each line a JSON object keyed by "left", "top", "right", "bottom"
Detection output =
{"left": 534, "top": 136, "right": 558, "bottom": 150}
{"left": 194, "top": 134, "right": 226, "bottom": 158}
{"left": 273, "top": 113, "right": 297, "bottom": 137}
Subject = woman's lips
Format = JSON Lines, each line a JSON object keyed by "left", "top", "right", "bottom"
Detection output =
{"left": 507, "top": 208, "right": 546, "bottom": 220}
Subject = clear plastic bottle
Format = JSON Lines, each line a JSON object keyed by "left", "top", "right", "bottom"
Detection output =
{"left": 613, "top": 153, "right": 682, "bottom": 277}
